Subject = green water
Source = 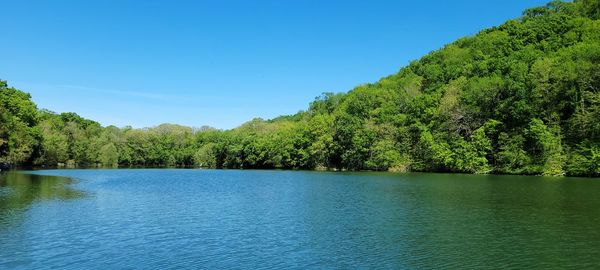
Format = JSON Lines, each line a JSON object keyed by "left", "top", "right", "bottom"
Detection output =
{"left": 0, "top": 169, "right": 599, "bottom": 269}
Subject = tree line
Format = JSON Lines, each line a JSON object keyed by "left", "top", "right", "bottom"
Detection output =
{"left": 1, "top": 0, "right": 598, "bottom": 176}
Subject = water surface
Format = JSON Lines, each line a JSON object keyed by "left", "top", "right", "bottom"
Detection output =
{"left": 0, "top": 169, "right": 599, "bottom": 269}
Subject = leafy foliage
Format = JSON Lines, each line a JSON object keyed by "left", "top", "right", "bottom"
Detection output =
{"left": 1, "top": 0, "right": 598, "bottom": 176}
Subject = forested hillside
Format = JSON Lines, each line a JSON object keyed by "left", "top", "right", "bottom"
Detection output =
{"left": 1, "top": 0, "right": 599, "bottom": 176}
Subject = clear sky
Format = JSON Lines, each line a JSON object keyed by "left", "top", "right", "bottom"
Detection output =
{"left": 1, "top": 0, "right": 549, "bottom": 129}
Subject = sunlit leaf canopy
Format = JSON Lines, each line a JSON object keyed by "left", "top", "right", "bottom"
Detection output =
{"left": 1, "top": 0, "right": 598, "bottom": 176}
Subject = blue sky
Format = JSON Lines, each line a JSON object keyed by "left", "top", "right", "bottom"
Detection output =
{"left": 1, "top": 0, "right": 548, "bottom": 129}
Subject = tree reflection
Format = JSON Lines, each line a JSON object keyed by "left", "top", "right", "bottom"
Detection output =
{"left": 0, "top": 172, "right": 86, "bottom": 223}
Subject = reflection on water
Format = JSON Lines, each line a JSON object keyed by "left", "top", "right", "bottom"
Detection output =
{"left": 0, "top": 171, "right": 86, "bottom": 224}
{"left": 0, "top": 169, "right": 599, "bottom": 269}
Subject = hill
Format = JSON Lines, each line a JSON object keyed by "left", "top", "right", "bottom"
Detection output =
{"left": 1, "top": 0, "right": 598, "bottom": 176}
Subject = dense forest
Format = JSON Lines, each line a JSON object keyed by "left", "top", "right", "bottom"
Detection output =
{"left": 1, "top": 0, "right": 599, "bottom": 176}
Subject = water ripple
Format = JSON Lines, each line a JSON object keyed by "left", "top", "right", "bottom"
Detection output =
{"left": 0, "top": 170, "right": 599, "bottom": 269}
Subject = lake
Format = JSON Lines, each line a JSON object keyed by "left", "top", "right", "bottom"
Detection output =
{"left": 0, "top": 169, "right": 599, "bottom": 269}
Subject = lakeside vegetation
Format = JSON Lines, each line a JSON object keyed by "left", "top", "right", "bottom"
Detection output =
{"left": 1, "top": 0, "right": 599, "bottom": 176}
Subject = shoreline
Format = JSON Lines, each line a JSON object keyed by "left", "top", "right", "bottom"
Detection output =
{"left": 5, "top": 166, "right": 596, "bottom": 178}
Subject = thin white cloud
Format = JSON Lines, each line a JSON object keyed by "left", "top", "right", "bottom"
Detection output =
{"left": 58, "top": 84, "right": 176, "bottom": 101}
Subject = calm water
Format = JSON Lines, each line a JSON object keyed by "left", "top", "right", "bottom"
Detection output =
{"left": 0, "top": 169, "right": 599, "bottom": 269}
